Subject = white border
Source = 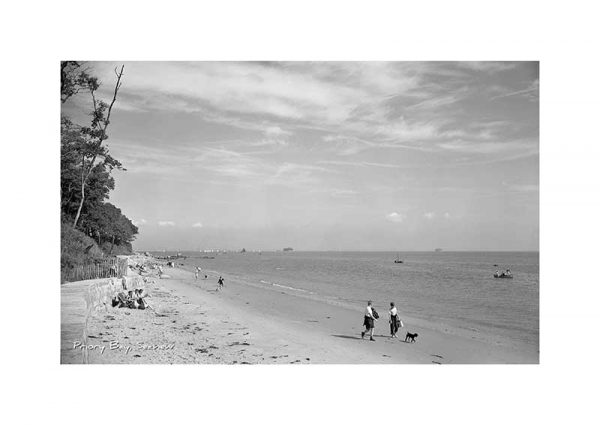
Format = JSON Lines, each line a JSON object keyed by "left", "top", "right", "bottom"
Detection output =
{"left": 3, "top": 0, "right": 599, "bottom": 423}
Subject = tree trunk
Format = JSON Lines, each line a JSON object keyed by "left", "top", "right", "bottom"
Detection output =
{"left": 72, "top": 180, "right": 85, "bottom": 228}
{"left": 71, "top": 65, "right": 124, "bottom": 229}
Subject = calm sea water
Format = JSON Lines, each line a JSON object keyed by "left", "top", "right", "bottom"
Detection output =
{"left": 154, "top": 251, "right": 539, "bottom": 349}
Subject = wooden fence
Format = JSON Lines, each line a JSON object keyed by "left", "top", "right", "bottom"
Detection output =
{"left": 63, "top": 257, "right": 129, "bottom": 283}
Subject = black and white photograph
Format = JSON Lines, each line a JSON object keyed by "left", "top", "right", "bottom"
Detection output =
{"left": 60, "top": 61, "right": 539, "bottom": 364}
{"left": 4, "top": 1, "right": 600, "bottom": 424}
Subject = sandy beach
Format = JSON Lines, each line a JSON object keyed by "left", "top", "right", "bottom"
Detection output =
{"left": 62, "top": 260, "right": 538, "bottom": 364}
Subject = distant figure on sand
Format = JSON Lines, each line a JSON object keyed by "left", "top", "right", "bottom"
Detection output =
{"left": 195, "top": 266, "right": 201, "bottom": 280}
{"left": 157, "top": 265, "right": 163, "bottom": 278}
{"left": 389, "top": 302, "right": 401, "bottom": 338}
{"left": 361, "top": 300, "right": 377, "bottom": 341}
{"left": 217, "top": 276, "right": 224, "bottom": 291}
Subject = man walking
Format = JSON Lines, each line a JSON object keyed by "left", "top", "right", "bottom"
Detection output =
{"left": 361, "top": 300, "right": 378, "bottom": 341}
{"left": 389, "top": 302, "right": 400, "bottom": 338}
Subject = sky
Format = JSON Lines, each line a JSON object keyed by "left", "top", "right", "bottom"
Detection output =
{"left": 62, "top": 61, "right": 539, "bottom": 251}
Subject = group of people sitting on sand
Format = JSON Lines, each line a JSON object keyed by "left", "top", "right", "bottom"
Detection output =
{"left": 361, "top": 300, "right": 404, "bottom": 342}
{"left": 112, "top": 288, "right": 149, "bottom": 310}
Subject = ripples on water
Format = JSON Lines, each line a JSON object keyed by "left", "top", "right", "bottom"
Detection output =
{"left": 161, "top": 251, "right": 539, "bottom": 348}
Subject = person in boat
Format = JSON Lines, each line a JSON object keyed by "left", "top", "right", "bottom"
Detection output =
{"left": 495, "top": 270, "right": 501, "bottom": 277}
{"left": 361, "top": 300, "right": 378, "bottom": 341}
{"left": 388, "top": 302, "right": 400, "bottom": 338}
{"left": 505, "top": 269, "right": 511, "bottom": 276}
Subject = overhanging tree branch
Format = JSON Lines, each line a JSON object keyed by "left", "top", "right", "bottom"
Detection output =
{"left": 72, "top": 65, "right": 125, "bottom": 229}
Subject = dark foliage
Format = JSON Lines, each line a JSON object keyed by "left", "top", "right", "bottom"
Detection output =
{"left": 61, "top": 62, "right": 137, "bottom": 279}
{"left": 61, "top": 225, "right": 104, "bottom": 283}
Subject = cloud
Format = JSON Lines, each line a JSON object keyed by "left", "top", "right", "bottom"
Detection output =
{"left": 437, "top": 139, "right": 537, "bottom": 155}
{"left": 250, "top": 125, "right": 293, "bottom": 148}
{"left": 457, "top": 62, "right": 518, "bottom": 73}
{"left": 491, "top": 79, "right": 539, "bottom": 101}
{"left": 508, "top": 184, "right": 539, "bottom": 192}
{"left": 86, "top": 61, "right": 445, "bottom": 146}
{"left": 405, "top": 89, "right": 468, "bottom": 111}
{"left": 330, "top": 189, "right": 359, "bottom": 198}
{"left": 265, "top": 126, "right": 292, "bottom": 137}
{"left": 83, "top": 62, "right": 538, "bottom": 161}
{"left": 192, "top": 222, "right": 204, "bottom": 228}
{"left": 266, "top": 162, "right": 337, "bottom": 187}
{"left": 385, "top": 212, "right": 405, "bottom": 223}
{"left": 424, "top": 212, "right": 435, "bottom": 219}
{"left": 158, "top": 221, "right": 175, "bottom": 227}
{"left": 318, "top": 159, "right": 415, "bottom": 169}
{"left": 132, "top": 218, "right": 147, "bottom": 226}
{"left": 443, "top": 212, "right": 451, "bottom": 219}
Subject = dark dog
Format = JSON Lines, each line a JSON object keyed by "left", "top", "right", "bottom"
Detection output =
{"left": 405, "top": 332, "right": 418, "bottom": 343}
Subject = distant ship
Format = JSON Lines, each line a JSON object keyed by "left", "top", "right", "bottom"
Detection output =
{"left": 283, "top": 247, "right": 293, "bottom": 252}
{"left": 435, "top": 248, "right": 443, "bottom": 252}
{"left": 394, "top": 253, "right": 403, "bottom": 264}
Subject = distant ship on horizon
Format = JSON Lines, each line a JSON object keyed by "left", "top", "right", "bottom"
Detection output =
{"left": 435, "top": 248, "right": 443, "bottom": 252}
{"left": 283, "top": 247, "right": 294, "bottom": 252}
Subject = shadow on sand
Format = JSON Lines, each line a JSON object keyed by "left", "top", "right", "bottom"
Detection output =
{"left": 331, "top": 334, "right": 363, "bottom": 340}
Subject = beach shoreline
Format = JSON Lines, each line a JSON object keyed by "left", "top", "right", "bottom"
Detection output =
{"left": 63, "top": 259, "right": 538, "bottom": 364}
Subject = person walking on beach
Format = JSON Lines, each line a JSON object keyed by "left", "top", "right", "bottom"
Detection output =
{"left": 361, "top": 300, "right": 377, "bottom": 341}
{"left": 217, "top": 276, "right": 224, "bottom": 291}
{"left": 389, "top": 302, "right": 400, "bottom": 338}
{"left": 195, "top": 266, "right": 201, "bottom": 280}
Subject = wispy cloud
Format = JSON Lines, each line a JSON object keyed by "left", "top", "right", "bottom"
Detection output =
{"left": 330, "top": 189, "right": 359, "bottom": 198}
{"left": 385, "top": 212, "right": 405, "bottom": 223}
{"left": 491, "top": 79, "right": 539, "bottom": 101}
{"left": 457, "top": 62, "right": 518, "bottom": 73}
{"left": 437, "top": 139, "right": 537, "bottom": 155}
{"left": 249, "top": 125, "right": 293, "bottom": 148}
{"left": 265, "top": 126, "right": 292, "bottom": 137}
{"left": 78, "top": 62, "right": 539, "bottom": 164}
{"left": 60, "top": 62, "right": 539, "bottom": 251}
{"left": 133, "top": 218, "right": 147, "bottom": 226}
{"left": 318, "top": 159, "right": 415, "bottom": 169}
{"left": 503, "top": 183, "right": 539, "bottom": 193}
{"left": 511, "top": 184, "right": 538, "bottom": 192}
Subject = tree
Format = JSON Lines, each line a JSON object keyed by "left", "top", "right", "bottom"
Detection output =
{"left": 61, "top": 61, "right": 98, "bottom": 104}
{"left": 80, "top": 203, "right": 138, "bottom": 253}
{"left": 61, "top": 118, "right": 116, "bottom": 219}
{"left": 61, "top": 62, "right": 137, "bottom": 276}
{"left": 62, "top": 63, "right": 125, "bottom": 228}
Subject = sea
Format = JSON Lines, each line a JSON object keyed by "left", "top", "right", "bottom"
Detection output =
{"left": 152, "top": 251, "right": 539, "bottom": 350}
